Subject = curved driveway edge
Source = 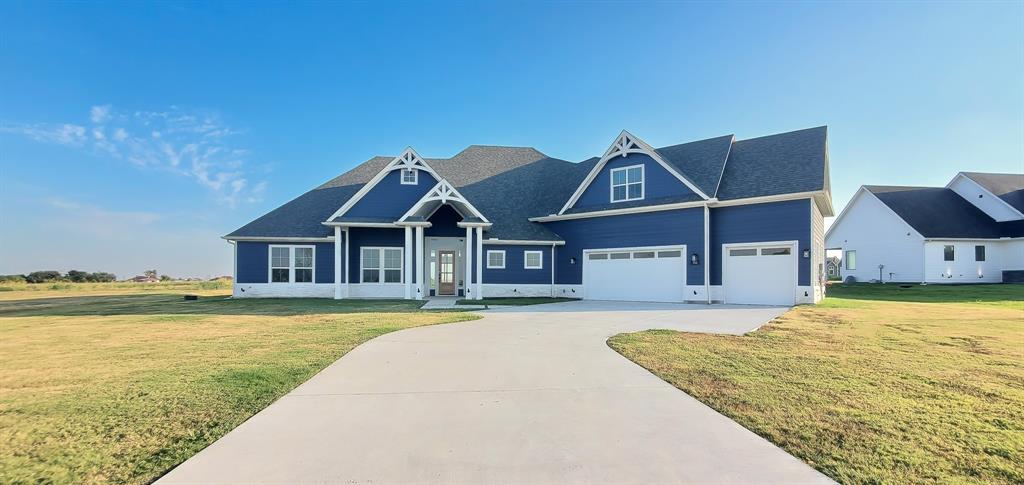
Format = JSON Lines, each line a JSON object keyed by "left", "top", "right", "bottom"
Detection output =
{"left": 159, "top": 300, "right": 833, "bottom": 484}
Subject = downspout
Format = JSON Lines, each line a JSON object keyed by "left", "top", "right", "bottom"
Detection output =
{"left": 550, "top": 243, "right": 556, "bottom": 298}
{"left": 704, "top": 203, "right": 711, "bottom": 304}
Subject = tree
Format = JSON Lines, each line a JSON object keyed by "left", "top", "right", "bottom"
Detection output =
{"left": 66, "top": 270, "right": 89, "bottom": 283}
{"left": 0, "top": 274, "right": 26, "bottom": 283}
{"left": 144, "top": 269, "right": 158, "bottom": 279}
{"left": 160, "top": 275, "right": 172, "bottom": 282}
{"left": 25, "top": 271, "right": 62, "bottom": 284}
{"left": 89, "top": 272, "right": 116, "bottom": 282}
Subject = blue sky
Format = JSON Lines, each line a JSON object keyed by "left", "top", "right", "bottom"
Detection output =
{"left": 1, "top": 2, "right": 1021, "bottom": 278}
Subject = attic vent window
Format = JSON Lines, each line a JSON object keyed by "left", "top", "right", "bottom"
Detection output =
{"left": 401, "top": 168, "right": 418, "bottom": 185}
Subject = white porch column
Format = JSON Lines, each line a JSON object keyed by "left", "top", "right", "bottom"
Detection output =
{"left": 334, "top": 226, "right": 342, "bottom": 299}
{"left": 475, "top": 226, "right": 483, "bottom": 300}
{"left": 415, "top": 226, "right": 425, "bottom": 300}
{"left": 344, "top": 228, "right": 350, "bottom": 293}
{"left": 464, "top": 226, "right": 473, "bottom": 300}
{"left": 404, "top": 226, "right": 413, "bottom": 299}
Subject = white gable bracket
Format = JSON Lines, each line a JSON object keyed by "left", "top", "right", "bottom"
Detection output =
{"left": 326, "top": 147, "right": 441, "bottom": 222}
{"left": 398, "top": 180, "right": 491, "bottom": 224}
{"left": 558, "top": 130, "right": 710, "bottom": 215}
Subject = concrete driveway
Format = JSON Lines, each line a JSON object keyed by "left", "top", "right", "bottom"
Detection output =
{"left": 158, "top": 300, "right": 832, "bottom": 484}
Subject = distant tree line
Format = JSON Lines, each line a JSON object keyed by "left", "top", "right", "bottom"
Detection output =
{"left": 0, "top": 270, "right": 118, "bottom": 284}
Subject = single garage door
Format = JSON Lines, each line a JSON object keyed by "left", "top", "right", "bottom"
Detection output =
{"left": 584, "top": 246, "right": 686, "bottom": 302}
{"left": 723, "top": 244, "right": 796, "bottom": 305}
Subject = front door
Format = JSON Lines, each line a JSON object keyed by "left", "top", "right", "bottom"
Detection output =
{"left": 438, "top": 250, "right": 456, "bottom": 296}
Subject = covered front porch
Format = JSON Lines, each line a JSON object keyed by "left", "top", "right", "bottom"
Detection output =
{"left": 328, "top": 193, "right": 491, "bottom": 301}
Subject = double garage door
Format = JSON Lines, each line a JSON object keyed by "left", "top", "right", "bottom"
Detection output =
{"left": 582, "top": 242, "right": 797, "bottom": 305}
{"left": 583, "top": 246, "right": 686, "bottom": 302}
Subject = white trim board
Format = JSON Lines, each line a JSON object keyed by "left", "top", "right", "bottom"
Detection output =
{"left": 326, "top": 147, "right": 441, "bottom": 222}
{"left": 947, "top": 172, "right": 1024, "bottom": 220}
{"left": 398, "top": 179, "right": 491, "bottom": 224}
{"left": 558, "top": 130, "right": 710, "bottom": 215}
{"left": 533, "top": 192, "right": 826, "bottom": 222}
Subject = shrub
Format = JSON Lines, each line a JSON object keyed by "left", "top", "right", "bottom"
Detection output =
{"left": 26, "top": 271, "right": 62, "bottom": 284}
{"left": 0, "top": 275, "right": 26, "bottom": 283}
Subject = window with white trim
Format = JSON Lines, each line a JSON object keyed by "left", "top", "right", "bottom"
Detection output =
{"left": 401, "top": 168, "right": 418, "bottom": 185}
{"left": 943, "top": 245, "right": 955, "bottom": 261}
{"left": 361, "top": 247, "right": 403, "bottom": 283}
{"left": 524, "top": 250, "right": 543, "bottom": 269}
{"left": 486, "top": 250, "right": 506, "bottom": 269}
{"left": 269, "top": 245, "right": 315, "bottom": 283}
{"left": 845, "top": 250, "right": 857, "bottom": 270}
{"left": 610, "top": 165, "right": 644, "bottom": 202}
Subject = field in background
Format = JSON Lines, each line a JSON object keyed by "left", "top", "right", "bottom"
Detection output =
{"left": 610, "top": 284, "right": 1024, "bottom": 484}
{"left": 0, "top": 280, "right": 232, "bottom": 300}
{"left": 0, "top": 285, "right": 477, "bottom": 484}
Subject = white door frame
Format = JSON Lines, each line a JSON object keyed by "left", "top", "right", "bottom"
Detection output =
{"left": 721, "top": 240, "right": 799, "bottom": 305}
{"left": 582, "top": 244, "right": 687, "bottom": 301}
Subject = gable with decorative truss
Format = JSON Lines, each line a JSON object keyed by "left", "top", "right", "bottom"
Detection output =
{"left": 327, "top": 148, "right": 440, "bottom": 221}
{"left": 398, "top": 179, "right": 490, "bottom": 224}
{"left": 558, "top": 131, "right": 709, "bottom": 214}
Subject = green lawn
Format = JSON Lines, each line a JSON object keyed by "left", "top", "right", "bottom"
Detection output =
{"left": 0, "top": 284, "right": 477, "bottom": 484}
{"left": 456, "top": 297, "right": 579, "bottom": 306}
{"left": 609, "top": 284, "right": 1024, "bottom": 484}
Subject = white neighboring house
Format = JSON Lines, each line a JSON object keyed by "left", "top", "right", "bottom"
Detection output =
{"left": 826, "top": 172, "right": 1024, "bottom": 283}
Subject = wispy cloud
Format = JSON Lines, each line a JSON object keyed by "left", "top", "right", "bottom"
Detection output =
{"left": 1, "top": 105, "right": 266, "bottom": 206}
{"left": 45, "top": 197, "right": 163, "bottom": 238}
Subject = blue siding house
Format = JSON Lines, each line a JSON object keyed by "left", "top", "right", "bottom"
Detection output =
{"left": 226, "top": 128, "right": 834, "bottom": 305}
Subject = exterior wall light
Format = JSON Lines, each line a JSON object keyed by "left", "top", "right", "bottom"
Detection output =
{"left": 569, "top": 257, "right": 577, "bottom": 265}
{"left": 803, "top": 249, "right": 810, "bottom": 258}
{"left": 690, "top": 253, "right": 700, "bottom": 265}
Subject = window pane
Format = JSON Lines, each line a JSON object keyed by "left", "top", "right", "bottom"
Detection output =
{"left": 384, "top": 249, "right": 402, "bottom": 269}
{"left": 612, "top": 185, "right": 627, "bottom": 201}
{"left": 612, "top": 169, "right": 627, "bottom": 185}
{"left": 633, "top": 251, "right": 655, "bottom": 259}
{"left": 589, "top": 253, "right": 608, "bottom": 260}
{"left": 488, "top": 251, "right": 505, "bottom": 268}
{"left": 362, "top": 248, "right": 380, "bottom": 269}
{"left": 362, "top": 269, "right": 380, "bottom": 283}
{"left": 627, "top": 183, "right": 642, "bottom": 199}
{"left": 610, "top": 252, "right": 630, "bottom": 260}
{"left": 761, "top": 247, "right": 791, "bottom": 256}
{"left": 384, "top": 269, "right": 402, "bottom": 283}
{"left": 944, "top": 245, "right": 954, "bottom": 261}
{"left": 271, "top": 247, "right": 290, "bottom": 268}
{"left": 525, "top": 252, "right": 542, "bottom": 268}
{"left": 294, "top": 247, "right": 313, "bottom": 268}
{"left": 975, "top": 245, "right": 985, "bottom": 261}
{"left": 627, "top": 167, "right": 642, "bottom": 183}
{"left": 730, "top": 248, "right": 757, "bottom": 256}
{"left": 402, "top": 169, "right": 416, "bottom": 183}
{"left": 294, "top": 268, "right": 312, "bottom": 282}
{"left": 845, "top": 250, "right": 856, "bottom": 270}
{"left": 657, "top": 250, "right": 681, "bottom": 258}
{"left": 271, "top": 268, "right": 290, "bottom": 282}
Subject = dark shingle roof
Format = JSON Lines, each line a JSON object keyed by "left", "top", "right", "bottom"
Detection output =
{"left": 655, "top": 134, "right": 734, "bottom": 197}
{"left": 865, "top": 186, "right": 1008, "bottom": 238}
{"left": 227, "top": 184, "right": 362, "bottom": 238}
{"left": 961, "top": 172, "right": 1024, "bottom": 214}
{"left": 716, "top": 126, "right": 828, "bottom": 200}
{"left": 227, "top": 127, "right": 831, "bottom": 239}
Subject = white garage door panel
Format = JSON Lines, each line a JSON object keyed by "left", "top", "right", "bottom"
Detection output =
{"left": 584, "top": 247, "right": 685, "bottom": 303}
{"left": 723, "top": 244, "right": 795, "bottom": 306}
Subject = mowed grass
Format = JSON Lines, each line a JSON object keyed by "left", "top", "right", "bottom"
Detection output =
{"left": 609, "top": 284, "right": 1024, "bottom": 484}
{"left": 0, "top": 284, "right": 478, "bottom": 484}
